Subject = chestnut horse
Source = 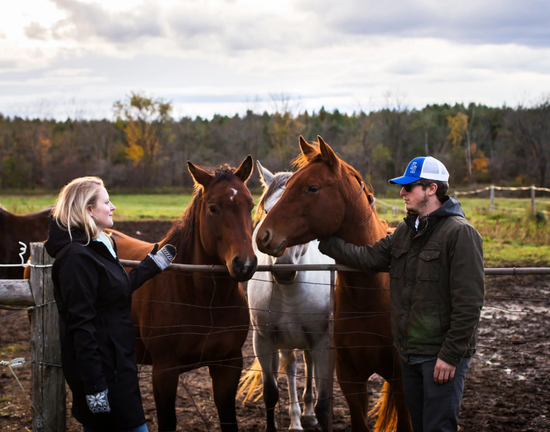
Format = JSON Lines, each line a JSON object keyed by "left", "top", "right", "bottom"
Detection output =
{"left": 109, "top": 157, "right": 257, "bottom": 432}
{"left": 0, "top": 206, "right": 51, "bottom": 279}
{"left": 256, "top": 137, "right": 412, "bottom": 432}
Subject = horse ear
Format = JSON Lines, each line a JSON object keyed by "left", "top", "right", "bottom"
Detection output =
{"left": 235, "top": 155, "right": 254, "bottom": 183}
{"left": 318, "top": 135, "right": 340, "bottom": 169}
{"left": 257, "top": 161, "right": 274, "bottom": 187}
{"left": 187, "top": 161, "right": 214, "bottom": 188}
{"left": 299, "top": 136, "right": 318, "bottom": 161}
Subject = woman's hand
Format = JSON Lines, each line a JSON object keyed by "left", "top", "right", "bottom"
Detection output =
{"left": 86, "top": 388, "right": 111, "bottom": 414}
{"left": 148, "top": 244, "right": 177, "bottom": 271}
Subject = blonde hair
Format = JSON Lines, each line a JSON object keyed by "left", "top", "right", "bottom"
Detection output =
{"left": 52, "top": 176, "right": 105, "bottom": 244}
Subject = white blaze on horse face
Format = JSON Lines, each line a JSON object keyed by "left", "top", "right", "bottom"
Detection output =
{"left": 230, "top": 188, "right": 238, "bottom": 201}
{"left": 264, "top": 186, "right": 285, "bottom": 213}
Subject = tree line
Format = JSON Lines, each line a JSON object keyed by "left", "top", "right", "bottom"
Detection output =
{"left": 1, "top": 93, "right": 549, "bottom": 194}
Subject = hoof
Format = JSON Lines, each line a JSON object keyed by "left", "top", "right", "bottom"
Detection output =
{"left": 301, "top": 415, "right": 318, "bottom": 428}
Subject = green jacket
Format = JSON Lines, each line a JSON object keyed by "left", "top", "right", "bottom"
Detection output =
{"left": 319, "top": 197, "right": 484, "bottom": 366}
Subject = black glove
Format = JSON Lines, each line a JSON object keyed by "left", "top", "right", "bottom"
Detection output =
{"left": 148, "top": 244, "right": 177, "bottom": 271}
{"left": 86, "top": 388, "right": 111, "bottom": 414}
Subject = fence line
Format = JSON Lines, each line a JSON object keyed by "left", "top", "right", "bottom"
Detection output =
{"left": 452, "top": 184, "right": 550, "bottom": 215}
{"left": 1, "top": 245, "right": 549, "bottom": 431}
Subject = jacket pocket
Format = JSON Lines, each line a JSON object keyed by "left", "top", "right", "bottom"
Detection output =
{"left": 417, "top": 249, "right": 441, "bottom": 281}
{"left": 390, "top": 248, "right": 408, "bottom": 278}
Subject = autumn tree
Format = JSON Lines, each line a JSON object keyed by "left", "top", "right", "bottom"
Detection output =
{"left": 113, "top": 92, "right": 173, "bottom": 187}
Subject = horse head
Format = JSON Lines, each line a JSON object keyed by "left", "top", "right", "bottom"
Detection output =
{"left": 254, "top": 161, "right": 310, "bottom": 284}
{"left": 186, "top": 155, "right": 258, "bottom": 281}
{"left": 257, "top": 135, "right": 376, "bottom": 257}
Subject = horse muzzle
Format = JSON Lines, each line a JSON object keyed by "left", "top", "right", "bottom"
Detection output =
{"left": 256, "top": 228, "right": 287, "bottom": 257}
{"left": 230, "top": 255, "right": 258, "bottom": 282}
{"left": 272, "top": 270, "right": 297, "bottom": 285}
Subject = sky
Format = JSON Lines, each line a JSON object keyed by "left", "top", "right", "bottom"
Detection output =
{"left": 1, "top": 0, "right": 550, "bottom": 120}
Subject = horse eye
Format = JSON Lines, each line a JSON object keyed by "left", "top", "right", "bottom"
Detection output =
{"left": 208, "top": 205, "right": 218, "bottom": 214}
{"left": 305, "top": 186, "right": 319, "bottom": 194}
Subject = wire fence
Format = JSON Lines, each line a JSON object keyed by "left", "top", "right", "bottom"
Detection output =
{"left": 1, "top": 260, "right": 549, "bottom": 431}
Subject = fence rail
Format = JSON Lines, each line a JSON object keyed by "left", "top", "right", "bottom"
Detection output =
{"left": 1, "top": 244, "right": 549, "bottom": 431}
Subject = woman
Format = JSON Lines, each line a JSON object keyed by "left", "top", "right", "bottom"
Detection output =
{"left": 45, "top": 177, "right": 176, "bottom": 432}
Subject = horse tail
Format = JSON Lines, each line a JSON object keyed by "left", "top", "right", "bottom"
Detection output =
{"left": 368, "top": 381, "right": 399, "bottom": 432}
{"left": 237, "top": 351, "right": 295, "bottom": 405}
{"left": 237, "top": 358, "right": 263, "bottom": 404}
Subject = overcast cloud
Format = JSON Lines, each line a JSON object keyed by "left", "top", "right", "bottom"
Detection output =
{"left": 1, "top": 0, "right": 549, "bottom": 119}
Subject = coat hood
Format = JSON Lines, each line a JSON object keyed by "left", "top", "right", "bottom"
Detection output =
{"left": 45, "top": 216, "right": 89, "bottom": 258}
{"left": 428, "top": 196, "right": 465, "bottom": 219}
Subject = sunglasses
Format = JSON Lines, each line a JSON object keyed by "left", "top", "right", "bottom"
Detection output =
{"left": 402, "top": 182, "right": 424, "bottom": 192}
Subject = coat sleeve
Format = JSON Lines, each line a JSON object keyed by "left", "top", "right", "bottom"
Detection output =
{"left": 57, "top": 252, "right": 107, "bottom": 395}
{"left": 438, "top": 224, "right": 485, "bottom": 366}
{"left": 127, "top": 254, "right": 163, "bottom": 292}
{"left": 318, "top": 233, "right": 394, "bottom": 273}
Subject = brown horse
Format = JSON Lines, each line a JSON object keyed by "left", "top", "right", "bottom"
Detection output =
{"left": 109, "top": 156, "right": 257, "bottom": 432}
{"left": 0, "top": 206, "right": 51, "bottom": 279}
{"left": 256, "top": 137, "right": 412, "bottom": 432}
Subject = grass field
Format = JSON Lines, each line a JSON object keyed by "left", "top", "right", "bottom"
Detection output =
{"left": 2, "top": 194, "right": 550, "bottom": 267}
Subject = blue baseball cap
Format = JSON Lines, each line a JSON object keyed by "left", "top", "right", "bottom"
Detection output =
{"left": 389, "top": 156, "right": 449, "bottom": 185}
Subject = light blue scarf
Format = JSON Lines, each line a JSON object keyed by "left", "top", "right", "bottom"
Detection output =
{"left": 94, "top": 232, "right": 117, "bottom": 259}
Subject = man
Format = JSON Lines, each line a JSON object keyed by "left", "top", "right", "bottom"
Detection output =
{"left": 319, "top": 156, "right": 484, "bottom": 432}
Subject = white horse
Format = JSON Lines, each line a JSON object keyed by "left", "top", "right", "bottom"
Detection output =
{"left": 239, "top": 162, "right": 333, "bottom": 432}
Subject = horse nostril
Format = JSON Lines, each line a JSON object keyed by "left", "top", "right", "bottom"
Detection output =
{"left": 261, "top": 230, "right": 271, "bottom": 247}
{"left": 231, "top": 256, "right": 257, "bottom": 281}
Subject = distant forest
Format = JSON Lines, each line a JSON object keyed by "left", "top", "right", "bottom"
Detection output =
{"left": 1, "top": 93, "right": 549, "bottom": 194}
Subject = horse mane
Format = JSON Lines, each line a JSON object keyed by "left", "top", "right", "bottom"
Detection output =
{"left": 253, "top": 171, "right": 292, "bottom": 227}
{"left": 161, "top": 164, "right": 237, "bottom": 262}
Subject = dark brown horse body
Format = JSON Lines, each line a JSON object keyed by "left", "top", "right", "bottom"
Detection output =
{"left": 256, "top": 137, "right": 412, "bottom": 432}
{"left": 0, "top": 206, "right": 51, "bottom": 279}
{"left": 109, "top": 157, "right": 257, "bottom": 432}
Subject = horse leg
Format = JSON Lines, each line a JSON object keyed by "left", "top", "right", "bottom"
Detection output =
{"left": 336, "top": 350, "right": 371, "bottom": 432}
{"left": 310, "top": 344, "right": 330, "bottom": 432}
{"left": 281, "top": 350, "right": 302, "bottom": 431}
{"left": 255, "top": 332, "right": 280, "bottom": 432}
{"left": 301, "top": 350, "right": 318, "bottom": 428}
{"left": 208, "top": 353, "right": 243, "bottom": 432}
{"left": 152, "top": 365, "right": 181, "bottom": 432}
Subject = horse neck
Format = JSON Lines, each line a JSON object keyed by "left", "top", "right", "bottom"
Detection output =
{"left": 333, "top": 181, "right": 390, "bottom": 301}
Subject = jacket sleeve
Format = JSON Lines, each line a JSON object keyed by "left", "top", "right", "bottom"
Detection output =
{"left": 127, "top": 254, "right": 163, "bottom": 292}
{"left": 318, "top": 233, "right": 394, "bottom": 273}
{"left": 438, "top": 224, "right": 485, "bottom": 366}
{"left": 57, "top": 252, "right": 107, "bottom": 395}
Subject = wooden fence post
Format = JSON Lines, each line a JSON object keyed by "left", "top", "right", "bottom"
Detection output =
{"left": 29, "top": 242, "right": 66, "bottom": 432}
{"left": 454, "top": 191, "right": 458, "bottom": 201}
{"left": 490, "top": 185, "right": 494, "bottom": 214}
{"left": 531, "top": 185, "right": 536, "bottom": 215}
{"left": 327, "top": 270, "right": 336, "bottom": 432}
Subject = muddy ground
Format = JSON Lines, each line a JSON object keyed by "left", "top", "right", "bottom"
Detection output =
{"left": 1, "top": 220, "right": 549, "bottom": 431}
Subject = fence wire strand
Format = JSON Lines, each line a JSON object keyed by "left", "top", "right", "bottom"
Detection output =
{"left": 1, "top": 263, "right": 549, "bottom": 430}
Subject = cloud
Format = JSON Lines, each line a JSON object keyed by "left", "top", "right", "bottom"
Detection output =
{"left": 24, "top": 22, "right": 50, "bottom": 40}
{"left": 48, "top": 0, "right": 164, "bottom": 43}
{"left": 297, "top": 0, "right": 550, "bottom": 47}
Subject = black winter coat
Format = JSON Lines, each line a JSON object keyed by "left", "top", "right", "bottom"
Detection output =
{"left": 45, "top": 219, "right": 161, "bottom": 431}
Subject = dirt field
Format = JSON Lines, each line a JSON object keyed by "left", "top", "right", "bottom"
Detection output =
{"left": 1, "top": 221, "right": 549, "bottom": 431}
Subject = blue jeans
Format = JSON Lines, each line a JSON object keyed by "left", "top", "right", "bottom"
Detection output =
{"left": 401, "top": 357, "right": 470, "bottom": 432}
{"left": 83, "top": 423, "right": 148, "bottom": 432}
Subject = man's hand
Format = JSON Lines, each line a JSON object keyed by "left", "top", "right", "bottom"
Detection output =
{"left": 433, "top": 358, "right": 456, "bottom": 384}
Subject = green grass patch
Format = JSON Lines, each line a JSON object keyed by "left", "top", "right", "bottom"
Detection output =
{"left": 3, "top": 194, "right": 550, "bottom": 267}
